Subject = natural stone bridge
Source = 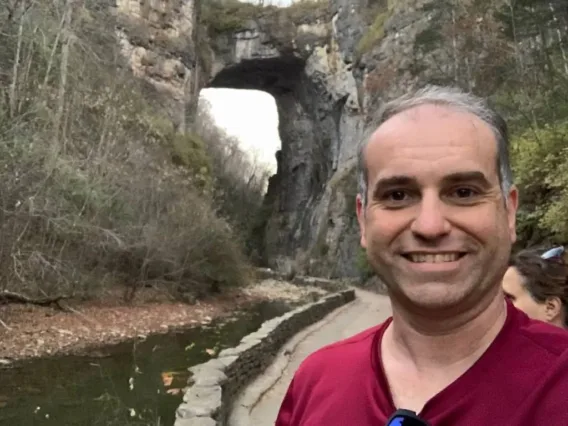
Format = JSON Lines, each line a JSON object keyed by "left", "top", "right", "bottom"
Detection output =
{"left": 174, "top": 273, "right": 392, "bottom": 426}
{"left": 116, "top": 0, "right": 478, "bottom": 282}
{"left": 116, "top": 0, "right": 369, "bottom": 280}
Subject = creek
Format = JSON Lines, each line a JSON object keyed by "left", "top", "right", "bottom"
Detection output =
{"left": 0, "top": 299, "right": 296, "bottom": 426}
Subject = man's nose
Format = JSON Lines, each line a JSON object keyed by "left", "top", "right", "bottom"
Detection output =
{"left": 410, "top": 192, "right": 451, "bottom": 240}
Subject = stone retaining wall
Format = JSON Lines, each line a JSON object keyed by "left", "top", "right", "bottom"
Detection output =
{"left": 174, "top": 289, "right": 356, "bottom": 426}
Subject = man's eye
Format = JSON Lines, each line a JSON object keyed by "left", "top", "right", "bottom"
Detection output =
{"left": 452, "top": 187, "right": 478, "bottom": 198}
{"left": 376, "top": 189, "right": 413, "bottom": 209}
{"left": 386, "top": 190, "right": 408, "bottom": 201}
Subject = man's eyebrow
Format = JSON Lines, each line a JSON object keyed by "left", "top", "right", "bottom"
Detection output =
{"left": 371, "top": 175, "right": 417, "bottom": 199}
{"left": 441, "top": 171, "right": 492, "bottom": 187}
{"left": 374, "top": 175, "right": 417, "bottom": 188}
{"left": 370, "top": 171, "right": 492, "bottom": 197}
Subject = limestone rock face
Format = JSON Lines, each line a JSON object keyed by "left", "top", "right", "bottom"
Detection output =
{"left": 115, "top": 0, "right": 466, "bottom": 279}
{"left": 192, "top": 3, "right": 365, "bottom": 277}
{"left": 115, "top": 0, "right": 198, "bottom": 128}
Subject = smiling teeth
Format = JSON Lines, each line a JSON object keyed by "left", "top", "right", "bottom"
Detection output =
{"left": 408, "top": 253, "right": 460, "bottom": 263}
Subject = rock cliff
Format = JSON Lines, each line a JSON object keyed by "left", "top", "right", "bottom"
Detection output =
{"left": 114, "top": 0, "right": 467, "bottom": 279}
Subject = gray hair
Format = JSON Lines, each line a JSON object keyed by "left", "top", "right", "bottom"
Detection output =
{"left": 357, "top": 85, "right": 513, "bottom": 206}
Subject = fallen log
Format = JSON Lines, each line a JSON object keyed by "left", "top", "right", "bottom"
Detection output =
{"left": 0, "top": 291, "right": 70, "bottom": 311}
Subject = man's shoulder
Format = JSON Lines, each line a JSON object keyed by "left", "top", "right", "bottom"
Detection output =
{"left": 515, "top": 310, "right": 568, "bottom": 357}
{"left": 294, "top": 322, "right": 386, "bottom": 379}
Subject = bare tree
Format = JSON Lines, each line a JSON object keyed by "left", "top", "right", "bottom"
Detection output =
{"left": 0, "top": 0, "right": 251, "bottom": 302}
{"left": 52, "top": 0, "right": 75, "bottom": 156}
{"left": 8, "top": 0, "right": 27, "bottom": 118}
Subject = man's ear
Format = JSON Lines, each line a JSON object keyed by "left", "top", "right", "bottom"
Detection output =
{"left": 356, "top": 194, "right": 367, "bottom": 249}
{"left": 506, "top": 186, "right": 519, "bottom": 244}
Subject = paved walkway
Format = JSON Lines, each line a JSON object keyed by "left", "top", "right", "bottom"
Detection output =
{"left": 228, "top": 289, "right": 392, "bottom": 426}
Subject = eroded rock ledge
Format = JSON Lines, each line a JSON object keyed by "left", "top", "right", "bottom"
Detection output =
{"left": 174, "top": 288, "right": 356, "bottom": 426}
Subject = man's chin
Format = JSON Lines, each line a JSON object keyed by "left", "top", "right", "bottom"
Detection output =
{"left": 393, "top": 280, "right": 471, "bottom": 311}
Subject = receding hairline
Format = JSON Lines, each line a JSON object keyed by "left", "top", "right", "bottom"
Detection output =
{"left": 357, "top": 85, "right": 513, "bottom": 207}
{"left": 363, "top": 102, "right": 499, "bottom": 159}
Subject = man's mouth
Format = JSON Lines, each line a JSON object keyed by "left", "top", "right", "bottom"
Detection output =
{"left": 402, "top": 252, "right": 466, "bottom": 263}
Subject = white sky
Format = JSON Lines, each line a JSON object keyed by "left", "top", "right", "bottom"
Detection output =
{"left": 199, "top": 88, "right": 281, "bottom": 175}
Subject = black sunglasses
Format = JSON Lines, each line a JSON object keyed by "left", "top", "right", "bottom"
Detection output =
{"left": 386, "top": 409, "right": 430, "bottom": 426}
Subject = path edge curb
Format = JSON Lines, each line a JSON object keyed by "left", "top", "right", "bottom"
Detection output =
{"left": 174, "top": 288, "right": 356, "bottom": 426}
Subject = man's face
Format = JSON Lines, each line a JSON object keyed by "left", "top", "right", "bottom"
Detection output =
{"left": 356, "top": 104, "right": 518, "bottom": 311}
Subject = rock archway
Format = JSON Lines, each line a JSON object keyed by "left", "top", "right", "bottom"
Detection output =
{"left": 208, "top": 55, "right": 330, "bottom": 263}
{"left": 117, "top": 0, "right": 366, "bottom": 277}
{"left": 206, "top": 19, "right": 362, "bottom": 274}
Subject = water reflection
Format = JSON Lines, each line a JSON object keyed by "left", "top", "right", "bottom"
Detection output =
{"left": 0, "top": 299, "right": 294, "bottom": 426}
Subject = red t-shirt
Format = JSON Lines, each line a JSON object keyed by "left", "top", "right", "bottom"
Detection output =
{"left": 275, "top": 301, "right": 568, "bottom": 425}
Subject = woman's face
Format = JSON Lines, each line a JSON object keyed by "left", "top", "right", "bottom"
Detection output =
{"left": 502, "top": 266, "right": 549, "bottom": 322}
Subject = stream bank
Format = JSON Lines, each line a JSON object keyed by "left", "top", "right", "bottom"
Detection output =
{"left": 0, "top": 280, "right": 327, "bottom": 362}
{"left": 0, "top": 280, "right": 329, "bottom": 426}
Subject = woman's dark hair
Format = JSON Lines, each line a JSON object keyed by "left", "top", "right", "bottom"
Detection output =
{"left": 509, "top": 249, "right": 568, "bottom": 327}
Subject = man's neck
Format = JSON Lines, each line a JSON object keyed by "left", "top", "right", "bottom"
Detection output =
{"left": 384, "top": 290, "right": 507, "bottom": 369}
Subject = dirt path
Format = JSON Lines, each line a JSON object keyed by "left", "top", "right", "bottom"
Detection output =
{"left": 229, "top": 289, "right": 392, "bottom": 426}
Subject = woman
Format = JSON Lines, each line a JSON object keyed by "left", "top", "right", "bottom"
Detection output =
{"left": 502, "top": 247, "right": 568, "bottom": 329}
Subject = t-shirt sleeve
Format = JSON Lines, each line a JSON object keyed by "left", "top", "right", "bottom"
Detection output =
{"left": 275, "top": 377, "right": 296, "bottom": 426}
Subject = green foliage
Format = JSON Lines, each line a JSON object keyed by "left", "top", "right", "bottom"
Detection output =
{"left": 355, "top": 0, "right": 400, "bottom": 58}
{"left": 511, "top": 120, "right": 568, "bottom": 243}
{"left": 200, "top": 0, "right": 262, "bottom": 35}
{"left": 495, "top": 0, "right": 558, "bottom": 41}
{"left": 488, "top": 0, "right": 568, "bottom": 245}
{"left": 414, "top": 26, "right": 444, "bottom": 53}
{"left": 171, "top": 132, "right": 212, "bottom": 189}
{"left": 356, "top": 10, "right": 392, "bottom": 57}
{"left": 285, "top": 0, "right": 329, "bottom": 22}
{"left": 200, "top": 0, "right": 328, "bottom": 37}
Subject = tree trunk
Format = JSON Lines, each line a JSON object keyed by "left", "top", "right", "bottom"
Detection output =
{"left": 52, "top": 0, "right": 74, "bottom": 157}
{"left": 8, "top": 0, "right": 26, "bottom": 118}
{"left": 548, "top": 2, "right": 568, "bottom": 75}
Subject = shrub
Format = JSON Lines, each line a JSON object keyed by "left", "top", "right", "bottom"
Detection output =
{"left": 200, "top": 0, "right": 262, "bottom": 35}
{"left": 511, "top": 120, "right": 568, "bottom": 244}
{"left": 0, "top": 0, "right": 251, "bottom": 301}
{"left": 356, "top": 11, "right": 391, "bottom": 57}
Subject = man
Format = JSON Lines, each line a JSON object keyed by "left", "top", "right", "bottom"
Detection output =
{"left": 275, "top": 86, "right": 568, "bottom": 425}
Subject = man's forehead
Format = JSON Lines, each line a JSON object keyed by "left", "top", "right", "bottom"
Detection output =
{"left": 371, "top": 104, "right": 493, "bottom": 140}
{"left": 364, "top": 104, "right": 498, "bottom": 169}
